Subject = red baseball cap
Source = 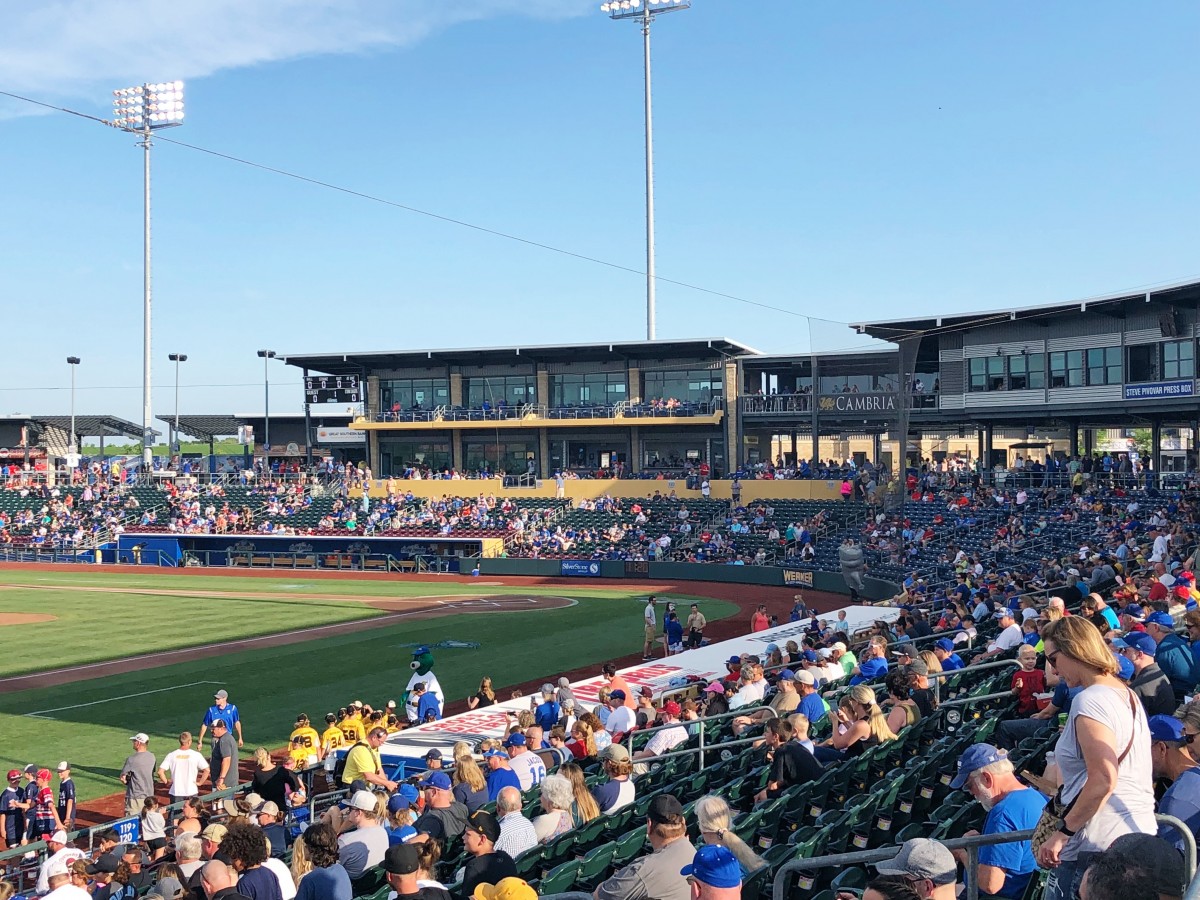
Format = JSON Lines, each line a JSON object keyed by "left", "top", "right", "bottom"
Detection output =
{"left": 662, "top": 701, "right": 682, "bottom": 716}
{"left": 36, "top": 768, "right": 51, "bottom": 781}
{"left": 6, "top": 770, "right": 19, "bottom": 781}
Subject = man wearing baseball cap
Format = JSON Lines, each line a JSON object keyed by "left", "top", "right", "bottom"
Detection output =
{"left": 383, "top": 842, "right": 452, "bottom": 900}
{"left": 948, "top": 745, "right": 1045, "bottom": 898}
{"left": 680, "top": 844, "right": 742, "bottom": 900}
{"left": 199, "top": 689, "right": 243, "bottom": 749}
{"left": 633, "top": 702, "right": 688, "bottom": 763}
{"left": 1144, "top": 612, "right": 1199, "bottom": 703}
{"left": 874, "top": 838, "right": 958, "bottom": 900}
{"left": 413, "top": 772, "right": 468, "bottom": 841}
{"left": 1147, "top": 715, "right": 1200, "bottom": 852}
{"left": 119, "top": 734, "right": 155, "bottom": 817}
{"left": 483, "top": 747, "right": 521, "bottom": 803}
{"left": 337, "top": 789, "right": 389, "bottom": 878}
{"left": 460, "top": 811, "right": 517, "bottom": 899}
{"left": 597, "top": 794, "right": 692, "bottom": 900}
{"left": 34, "top": 827, "right": 85, "bottom": 894}
{"left": 933, "top": 638, "right": 964, "bottom": 671}
{"left": 605, "top": 691, "right": 636, "bottom": 738}
{"left": 1112, "top": 632, "right": 1175, "bottom": 716}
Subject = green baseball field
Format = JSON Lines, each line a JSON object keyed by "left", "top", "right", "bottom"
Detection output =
{"left": 0, "top": 568, "right": 738, "bottom": 804}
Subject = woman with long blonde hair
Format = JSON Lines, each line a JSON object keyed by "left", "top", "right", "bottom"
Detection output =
{"left": 451, "top": 742, "right": 489, "bottom": 812}
{"left": 559, "top": 762, "right": 600, "bottom": 826}
{"left": 816, "top": 684, "right": 897, "bottom": 763}
{"left": 467, "top": 676, "right": 496, "bottom": 710}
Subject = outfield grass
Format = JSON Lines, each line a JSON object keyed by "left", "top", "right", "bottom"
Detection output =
{"left": 0, "top": 571, "right": 665, "bottom": 677}
{"left": 0, "top": 570, "right": 737, "bottom": 803}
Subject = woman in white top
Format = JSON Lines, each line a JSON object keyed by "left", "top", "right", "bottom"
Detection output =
{"left": 1038, "top": 617, "right": 1156, "bottom": 900}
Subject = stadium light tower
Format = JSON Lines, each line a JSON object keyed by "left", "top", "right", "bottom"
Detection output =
{"left": 168, "top": 353, "right": 188, "bottom": 454}
{"left": 109, "top": 81, "right": 185, "bottom": 469}
{"left": 66, "top": 357, "right": 81, "bottom": 456}
{"left": 258, "top": 350, "right": 277, "bottom": 459}
{"left": 599, "top": 0, "right": 691, "bottom": 341}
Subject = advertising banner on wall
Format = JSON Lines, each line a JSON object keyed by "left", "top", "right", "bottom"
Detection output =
{"left": 560, "top": 560, "right": 601, "bottom": 577}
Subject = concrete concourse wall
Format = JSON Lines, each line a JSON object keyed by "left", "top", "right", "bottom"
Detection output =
{"left": 363, "top": 478, "right": 843, "bottom": 502}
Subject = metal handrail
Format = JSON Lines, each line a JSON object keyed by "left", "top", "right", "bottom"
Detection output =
{"left": 773, "top": 815, "right": 1195, "bottom": 900}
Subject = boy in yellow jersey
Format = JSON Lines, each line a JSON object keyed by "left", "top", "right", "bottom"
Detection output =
{"left": 289, "top": 713, "right": 321, "bottom": 763}
{"left": 322, "top": 713, "right": 346, "bottom": 757}
{"left": 339, "top": 702, "right": 364, "bottom": 743}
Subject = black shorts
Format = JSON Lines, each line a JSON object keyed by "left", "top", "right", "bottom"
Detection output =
{"left": 146, "top": 837, "right": 167, "bottom": 851}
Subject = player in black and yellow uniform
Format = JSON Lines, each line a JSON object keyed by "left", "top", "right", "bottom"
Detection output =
{"left": 321, "top": 713, "right": 346, "bottom": 759}
{"left": 289, "top": 713, "right": 321, "bottom": 764}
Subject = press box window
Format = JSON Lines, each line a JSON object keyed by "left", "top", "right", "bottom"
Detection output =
{"left": 1164, "top": 340, "right": 1195, "bottom": 380}
{"left": 1086, "top": 347, "right": 1121, "bottom": 385}
{"left": 1050, "top": 351, "right": 1085, "bottom": 388}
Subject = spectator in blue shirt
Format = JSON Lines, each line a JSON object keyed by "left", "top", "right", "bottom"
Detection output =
{"left": 933, "top": 639, "right": 964, "bottom": 670}
{"left": 532, "top": 686, "right": 561, "bottom": 732}
{"left": 849, "top": 638, "right": 889, "bottom": 686}
{"left": 413, "top": 683, "right": 441, "bottom": 722}
{"left": 1148, "top": 715, "right": 1200, "bottom": 853}
{"left": 483, "top": 749, "right": 522, "bottom": 802}
{"left": 949, "top": 744, "right": 1046, "bottom": 899}
{"left": 794, "top": 671, "right": 827, "bottom": 725}
{"left": 199, "top": 689, "right": 243, "bottom": 748}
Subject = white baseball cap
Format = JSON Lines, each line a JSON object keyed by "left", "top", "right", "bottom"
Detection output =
{"left": 832, "top": 642, "right": 847, "bottom": 652}
{"left": 130, "top": 733, "right": 150, "bottom": 744}
{"left": 49, "top": 829, "right": 68, "bottom": 844}
{"left": 56, "top": 761, "right": 69, "bottom": 771}
{"left": 794, "top": 670, "right": 816, "bottom": 686}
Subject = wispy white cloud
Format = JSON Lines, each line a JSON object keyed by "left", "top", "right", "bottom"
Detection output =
{"left": 0, "top": 0, "right": 593, "bottom": 112}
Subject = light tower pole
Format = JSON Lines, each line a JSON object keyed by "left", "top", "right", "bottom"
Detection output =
{"left": 109, "top": 81, "right": 185, "bottom": 468}
{"left": 66, "top": 357, "right": 81, "bottom": 458}
{"left": 258, "top": 350, "right": 277, "bottom": 461}
{"left": 168, "top": 353, "right": 188, "bottom": 454}
{"left": 600, "top": 0, "right": 691, "bottom": 341}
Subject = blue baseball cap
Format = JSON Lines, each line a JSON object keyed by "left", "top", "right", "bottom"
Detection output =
{"left": 387, "top": 793, "right": 413, "bottom": 813}
{"left": 412, "top": 645, "right": 431, "bottom": 655}
{"left": 949, "top": 743, "right": 1008, "bottom": 789}
{"left": 803, "top": 650, "right": 818, "bottom": 662}
{"left": 681, "top": 845, "right": 741, "bottom": 889}
{"left": 1148, "top": 715, "right": 1188, "bottom": 744}
{"left": 766, "top": 643, "right": 779, "bottom": 653}
{"left": 1123, "top": 604, "right": 1146, "bottom": 621}
{"left": 726, "top": 656, "right": 742, "bottom": 666}
{"left": 1116, "top": 655, "right": 1135, "bottom": 681}
{"left": 935, "top": 638, "right": 956, "bottom": 652}
{"left": 419, "top": 772, "right": 452, "bottom": 790}
{"left": 397, "top": 783, "right": 420, "bottom": 804}
{"left": 504, "top": 733, "right": 526, "bottom": 747}
{"left": 1146, "top": 612, "right": 1176, "bottom": 628}
{"left": 778, "top": 669, "right": 795, "bottom": 682}
{"left": 482, "top": 748, "right": 508, "bottom": 759}
{"left": 1111, "top": 631, "right": 1157, "bottom": 656}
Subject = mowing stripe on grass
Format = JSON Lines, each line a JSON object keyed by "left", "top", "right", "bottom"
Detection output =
{"left": 27, "top": 681, "right": 224, "bottom": 718}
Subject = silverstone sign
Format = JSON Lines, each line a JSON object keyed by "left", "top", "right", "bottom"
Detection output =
{"left": 1124, "top": 380, "right": 1195, "bottom": 401}
{"left": 818, "top": 392, "right": 897, "bottom": 415}
{"left": 560, "top": 560, "right": 601, "bottom": 577}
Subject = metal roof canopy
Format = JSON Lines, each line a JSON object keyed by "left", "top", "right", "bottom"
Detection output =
{"left": 852, "top": 279, "right": 1200, "bottom": 342}
{"left": 281, "top": 338, "right": 759, "bottom": 376}
{"left": 159, "top": 413, "right": 348, "bottom": 442}
{"left": 0, "top": 414, "right": 151, "bottom": 440}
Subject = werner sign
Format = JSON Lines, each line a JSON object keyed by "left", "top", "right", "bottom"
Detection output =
{"left": 817, "top": 392, "right": 898, "bottom": 415}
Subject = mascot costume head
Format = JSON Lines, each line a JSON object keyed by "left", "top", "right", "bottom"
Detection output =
{"left": 403, "top": 645, "right": 444, "bottom": 724}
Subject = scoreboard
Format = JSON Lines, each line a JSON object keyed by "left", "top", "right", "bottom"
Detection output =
{"left": 304, "top": 375, "right": 362, "bottom": 405}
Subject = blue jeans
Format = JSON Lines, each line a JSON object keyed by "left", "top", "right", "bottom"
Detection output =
{"left": 1043, "top": 857, "right": 1092, "bottom": 900}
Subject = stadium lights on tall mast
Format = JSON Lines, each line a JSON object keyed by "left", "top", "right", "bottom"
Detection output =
{"left": 66, "top": 357, "right": 81, "bottom": 459}
{"left": 109, "top": 81, "right": 185, "bottom": 469}
{"left": 599, "top": 0, "right": 691, "bottom": 342}
{"left": 258, "top": 350, "right": 277, "bottom": 459}
{"left": 168, "top": 353, "right": 188, "bottom": 454}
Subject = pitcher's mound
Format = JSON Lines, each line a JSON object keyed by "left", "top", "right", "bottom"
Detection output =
{"left": 0, "top": 613, "right": 57, "bottom": 626}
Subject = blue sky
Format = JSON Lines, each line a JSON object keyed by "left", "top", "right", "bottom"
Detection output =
{"left": 1, "top": 0, "right": 1198, "bottom": 426}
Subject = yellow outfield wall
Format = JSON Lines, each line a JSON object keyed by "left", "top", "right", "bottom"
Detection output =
{"left": 356, "top": 477, "right": 843, "bottom": 503}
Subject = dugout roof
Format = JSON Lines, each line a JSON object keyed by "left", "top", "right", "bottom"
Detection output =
{"left": 282, "top": 338, "right": 759, "bottom": 376}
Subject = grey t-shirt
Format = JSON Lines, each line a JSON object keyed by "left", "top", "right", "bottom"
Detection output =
{"left": 120, "top": 750, "right": 156, "bottom": 801}
{"left": 596, "top": 836, "right": 694, "bottom": 900}
{"left": 337, "top": 823, "right": 389, "bottom": 878}
{"left": 210, "top": 733, "right": 240, "bottom": 787}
